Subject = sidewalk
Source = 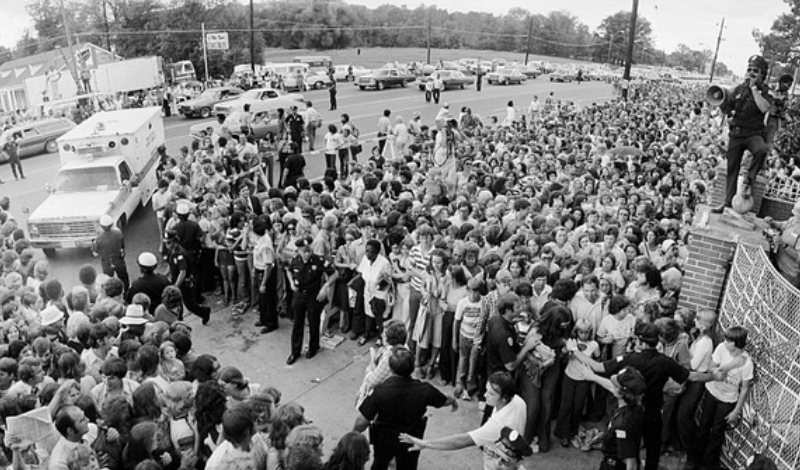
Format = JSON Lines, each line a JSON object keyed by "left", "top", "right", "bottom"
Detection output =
{"left": 188, "top": 305, "right": 683, "bottom": 469}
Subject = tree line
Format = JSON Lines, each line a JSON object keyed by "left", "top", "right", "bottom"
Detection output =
{"left": 8, "top": 0, "right": 727, "bottom": 79}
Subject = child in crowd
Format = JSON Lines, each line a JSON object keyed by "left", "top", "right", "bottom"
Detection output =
{"left": 158, "top": 341, "right": 185, "bottom": 382}
{"left": 555, "top": 318, "right": 599, "bottom": 448}
{"left": 597, "top": 295, "right": 636, "bottom": 359}
{"left": 454, "top": 276, "right": 483, "bottom": 399}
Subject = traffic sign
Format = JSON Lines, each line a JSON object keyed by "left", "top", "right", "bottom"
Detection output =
{"left": 206, "top": 32, "right": 229, "bottom": 51}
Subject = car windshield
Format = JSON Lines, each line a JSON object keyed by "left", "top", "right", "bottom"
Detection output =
{"left": 199, "top": 89, "right": 219, "bottom": 99}
{"left": 55, "top": 167, "right": 120, "bottom": 193}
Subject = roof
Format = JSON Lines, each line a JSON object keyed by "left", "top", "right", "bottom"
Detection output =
{"left": 59, "top": 107, "right": 161, "bottom": 140}
{"left": 0, "top": 43, "right": 115, "bottom": 90}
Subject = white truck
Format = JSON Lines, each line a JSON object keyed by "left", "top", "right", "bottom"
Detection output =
{"left": 26, "top": 108, "right": 163, "bottom": 257}
{"left": 91, "top": 56, "right": 165, "bottom": 94}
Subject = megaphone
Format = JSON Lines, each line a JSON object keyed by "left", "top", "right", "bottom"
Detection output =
{"left": 706, "top": 85, "right": 731, "bottom": 107}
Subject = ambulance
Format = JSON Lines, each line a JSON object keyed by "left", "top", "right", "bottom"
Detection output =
{"left": 26, "top": 107, "right": 163, "bottom": 256}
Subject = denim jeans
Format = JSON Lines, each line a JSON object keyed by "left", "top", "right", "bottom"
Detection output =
{"left": 687, "top": 390, "right": 736, "bottom": 470}
{"left": 457, "top": 335, "right": 474, "bottom": 389}
{"left": 517, "top": 363, "right": 560, "bottom": 448}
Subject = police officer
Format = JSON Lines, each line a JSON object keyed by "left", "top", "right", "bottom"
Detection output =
{"left": 574, "top": 322, "right": 724, "bottom": 470}
{"left": 172, "top": 203, "right": 204, "bottom": 303}
{"left": 93, "top": 215, "right": 129, "bottom": 290}
{"left": 3, "top": 133, "right": 23, "bottom": 180}
{"left": 712, "top": 55, "right": 774, "bottom": 214}
{"left": 285, "top": 105, "right": 305, "bottom": 153}
{"left": 125, "top": 252, "right": 170, "bottom": 314}
{"left": 580, "top": 366, "right": 646, "bottom": 470}
{"left": 354, "top": 348, "right": 457, "bottom": 470}
{"left": 286, "top": 236, "right": 332, "bottom": 364}
{"left": 164, "top": 230, "right": 210, "bottom": 325}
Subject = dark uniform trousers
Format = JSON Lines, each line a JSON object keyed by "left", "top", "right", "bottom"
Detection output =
{"left": 291, "top": 290, "right": 323, "bottom": 356}
{"left": 255, "top": 268, "right": 278, "bottom": 330}
{"left": 101, "top": 255, "right": 130, "bottom": 289}
{"left": 370, "top": 424, "right": 423, "bottom": 470}
{"left": 724, "top": 130, "right": 769, "bottom": 205}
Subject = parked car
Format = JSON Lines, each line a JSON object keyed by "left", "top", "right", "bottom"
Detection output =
{"left": 179, "top": 86, "right": 244, "bottom": 118}
{"left": 415, "top": 70, "right": 474, "bottom": 91}
{"left": 212, "top": 88, "right": 306, "bottom": 116}
{"left": 331, "top": 65, "right": 370, "bottom": 82}
{"left": 304, "top": 70, "right": 333, "bottom": 90}
{"left": 550, "top": 70, "right": 577, "bottom": 82}
{"left": 486, "top": 69, "right": 527, "bottom": 85}
{"left": 357, "top": 69, "right": 416, "bottom": 90}
{"left": 188, "top": 121, "right": 221, "bottom": 141}
{"left": 517, "top": 65, "right": 542, "bottom": 79}
{"left": 0, "top": 118, "right": 76, "bottom": 162}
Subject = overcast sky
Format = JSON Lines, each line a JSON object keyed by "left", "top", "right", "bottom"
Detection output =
{"left": 1, "top": 0, "right": 790, "bottom": 73}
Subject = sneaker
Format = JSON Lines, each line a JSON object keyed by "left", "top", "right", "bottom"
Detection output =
{"left": 460, "top": 390, "right": 471, "bottom": 401}
{"left": 453, "top": 386, "right": 464, "bottom": 397}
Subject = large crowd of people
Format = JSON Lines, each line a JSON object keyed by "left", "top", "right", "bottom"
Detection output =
{"left": 0, "top": 52, "right": 790, "bottom": 470}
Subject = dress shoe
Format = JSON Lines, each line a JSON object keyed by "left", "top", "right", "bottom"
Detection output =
{"left": 255, "top": 321, "right": 265, "bottom": 327}
{"left": 199, "top": 307, "right": 211, "bottom": 325}
{"left": 305, "top": 349, "right": 318, "bottom": 359}
{"left": 261, "top": 326, "right": 277, "bottom": 334}
{"left": 710, "top": 204, "right": 727, "bottom": 214}
{"left": 286, "top": 354, "right": 298, "bottom": 365}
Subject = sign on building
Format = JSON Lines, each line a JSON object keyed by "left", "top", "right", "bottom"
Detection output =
{"left": 206, "top": 32, "right": 229, "bottom": 51}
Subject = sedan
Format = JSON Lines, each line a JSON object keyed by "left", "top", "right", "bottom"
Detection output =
{"left": 331, "top": 65, "right": 369, "bottom": 82}
{"left": 179, "top": 86, "right": 244, "bottom": 118}
{"left": 357, "top": 69, "right": 416, "bottom": 90}
{"left": 212, "top": 88, "right": 306, "bottom": 116}
{"left": 305, "top": 71, "right": 333, "bottom": 90}
{"left": 415, "top": 70, "right": 474, "bottom": 91}
{"left": 486, "top": 69, "right": 527, "bottom": 85}
{"left": 550, "top": 70, "right": 577, "bottom": 82}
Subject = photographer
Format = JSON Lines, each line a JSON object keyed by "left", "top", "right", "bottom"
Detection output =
{"left": 765, "top": 199, "right": 800, "bottom": 288}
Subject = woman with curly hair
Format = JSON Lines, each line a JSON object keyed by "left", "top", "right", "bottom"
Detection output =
{"left": 267, "top": 402, "right": 307, "bottom": 470}
{"left": 131, "top": 383, "right": 179, "bottom": 470}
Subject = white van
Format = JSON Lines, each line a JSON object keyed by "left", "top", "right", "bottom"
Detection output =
{"left": 263, "top": 63, "right": 309, "bottom": 91}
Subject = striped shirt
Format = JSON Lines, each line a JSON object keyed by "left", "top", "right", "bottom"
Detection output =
{"left": 408, "top": 245, "right": 431, "bottom": 292}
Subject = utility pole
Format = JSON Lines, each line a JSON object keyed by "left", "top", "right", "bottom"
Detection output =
{"left": 622, "top": 0, "right": 638, "bottom": 100}
{"left": 426, "top": 10, "right": 432, "bottom": 65}
{"left": 102, "top": 0, "right": 112, "bottom": 53}
{"left": 250, "top": 0, "right": 256, "bottom": 73}
{"left": 524, "top": 17, "right": 534, "bottom": 65}
{"left": 59, "top": 0, "right": 83, "bottom": 93}
{"left": 709, "top": 17, "right": 725, "bottom": 83}
{"left": 202, "top": 23, "right": 209, "bottom": 84}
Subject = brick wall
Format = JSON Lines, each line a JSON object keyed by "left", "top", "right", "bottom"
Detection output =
{"left": 679, "top": 231, "right": 738, "bottom": 312}
{"left": 758, "top": 198, "right": 794, "bottom": 221}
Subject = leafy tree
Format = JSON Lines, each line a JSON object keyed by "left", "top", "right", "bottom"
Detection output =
{"left": 594, "top": 11, "right": 654, "bottom": 65}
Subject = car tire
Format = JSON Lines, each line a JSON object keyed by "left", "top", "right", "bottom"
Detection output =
{"left": 200, "top": 107, "right": 211, "bottom": 119}
{"left": 314, "top": 82, "right": 322, "bottom": 90}
{"left": 503, "top": 79, "right": 509, "bottom": 85}
{"left": 359, "top": 86, "right": 365, "bottom": 91}
{"left": 116, "top": 214, "right": 127, "bottom": 231}
{"left": 550, "top": 77, "right": 554, "bottom": 81}
{"left": 377, "top": 81, "right": 384, "bottom": 91}
{"left": 45, "top": 139, "right": 57, "bottom": 153}
{"left": 460, "top": 84, "right": 465, "bottom": 89}
{"left": 43, "top": 248, "right": 56, "bottom": 258}
{"left": 401, "top": 81, "right": 406, "bottom": 88}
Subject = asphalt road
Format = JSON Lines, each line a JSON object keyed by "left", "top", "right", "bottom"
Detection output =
{"left": 3, "top": 77, "right": 646, "bottom": 469}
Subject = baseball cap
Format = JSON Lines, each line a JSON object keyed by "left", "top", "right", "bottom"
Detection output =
{"left": 611, "top": 366, "right": 646, "bottom": 395}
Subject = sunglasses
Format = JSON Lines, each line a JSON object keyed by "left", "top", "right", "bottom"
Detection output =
{"left": 747, "top": 68, "right": 761, "bottom": 73}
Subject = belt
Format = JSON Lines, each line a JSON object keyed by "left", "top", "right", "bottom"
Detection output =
{"left": 299, "top": 288, "right": 320, "bottom": 295}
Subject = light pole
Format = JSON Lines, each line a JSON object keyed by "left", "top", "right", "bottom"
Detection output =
{"left": 709, "top": 18, "right": 725, "bottom": 83}
{"left": 250, "top": 0, "right": 255, "bottom": 74}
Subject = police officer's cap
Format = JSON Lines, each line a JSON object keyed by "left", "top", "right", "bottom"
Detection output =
{"left": 498, "top": 427, "right": 533, "bottom": 459}
{"left": 295, "top": 236, "right": 313, "bottom": 248}
{"left": 176, "top": 204, "right": 190, "bottom": 216}
{"left": 99, "top": 215, "right": 114, "bottom": 227}
{"left": 747, "top": 55, "right": 769, "bottom": 73}
{"left": 138, "top": 252, "right": 158, "bottom": 268}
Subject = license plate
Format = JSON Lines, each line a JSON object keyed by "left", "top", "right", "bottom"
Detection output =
{"left": 62, "top": 241, "right": 75, "bottom": 248}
